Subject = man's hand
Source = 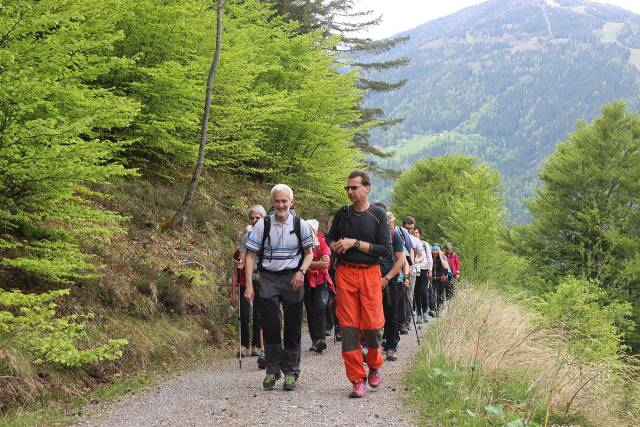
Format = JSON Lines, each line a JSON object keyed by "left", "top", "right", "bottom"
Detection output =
{"left": 403, "top": 276, "right": 410, "bottom": 288}
{"left": 291, "top": 271, "right": 305, "bottom": 291}
{"left": 233, "top": 258, "right": 243, "bottom": 270}
{"left": 244, "top": 286, "right": 254, "bottom": 302}
{"left": 334, "top": 238, "right": 356, "bottom": 254}
{"left": 455, "top": 274, "right": 460, "bottom": 280}
{"left": 381, "top": 276, "right": 389, "bottom": 289}
{"left": 230, "top": 291, "right": 238, "bottom": 306}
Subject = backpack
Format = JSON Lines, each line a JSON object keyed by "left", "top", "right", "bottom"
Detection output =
{"left": 257, "top": 214, "right": 303, "bottom": 271}
{"left": 395, "top": 226, "right": 414, "bottom": 266}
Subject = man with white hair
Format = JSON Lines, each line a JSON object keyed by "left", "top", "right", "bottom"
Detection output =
{"left": 244, "top": 184, "right": 314, "bottom": 391}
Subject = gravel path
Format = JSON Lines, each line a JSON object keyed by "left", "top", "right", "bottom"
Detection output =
{"left": 76, "top": 322, "right": 428, "bottom": 427}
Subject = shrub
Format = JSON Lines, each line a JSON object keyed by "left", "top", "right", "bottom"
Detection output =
{"left": 0, "top": 289, "right": 127, "bottom": 367}
{"left": 537, "top": 277, "right": 634, "bottom": 362}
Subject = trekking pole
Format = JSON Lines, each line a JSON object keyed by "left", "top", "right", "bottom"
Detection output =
{"left": 410, "top": 302, "right": 421, "bottom": 346}
{"left": 237, "top": 270, "right": 242, "bottom": 370}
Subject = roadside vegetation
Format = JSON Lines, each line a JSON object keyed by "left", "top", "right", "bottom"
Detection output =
{"left": 397, "top": 102, "right": 640, "bottom": 426}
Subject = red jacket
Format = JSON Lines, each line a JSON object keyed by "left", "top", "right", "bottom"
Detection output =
{"left": 447, "top": 252, "right": 460, "bottom": 276}
{"left": 307, "top": 232, "right": 335, "bottom": 292}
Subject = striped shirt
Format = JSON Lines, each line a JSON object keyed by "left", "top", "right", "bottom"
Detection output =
{"left": 245, "top": 213, "right": 313, "bottom": 271}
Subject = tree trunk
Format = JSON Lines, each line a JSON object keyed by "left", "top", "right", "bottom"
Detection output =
{"left": 162, "top": 0, "right": 224, "bottom": 230}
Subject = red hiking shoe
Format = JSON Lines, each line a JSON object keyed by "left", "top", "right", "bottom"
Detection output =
{"left": 349, "top": 378, "right": 367, "bottom": 398}
{"left": 368, "top": 368, "right": 381, "bottom": 388}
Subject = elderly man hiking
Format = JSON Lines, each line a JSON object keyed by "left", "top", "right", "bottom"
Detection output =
{"left": 326, "top": 171, "right": 391, "bottom": 398}
{"left": 244, "top": 184, "right": 314, "bottom": 391}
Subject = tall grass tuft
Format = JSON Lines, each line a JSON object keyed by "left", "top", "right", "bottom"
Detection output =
{"left": 406, "top": 282, "right": 639, "bottom": 426}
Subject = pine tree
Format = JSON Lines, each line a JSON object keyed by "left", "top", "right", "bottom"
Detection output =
{"left": 267, "top": 0, "right": 409, "bottom": 162}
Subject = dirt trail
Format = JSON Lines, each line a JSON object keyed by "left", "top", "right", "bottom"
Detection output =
{"left": 76, "top": 322, "right": 428, "bottom": 427}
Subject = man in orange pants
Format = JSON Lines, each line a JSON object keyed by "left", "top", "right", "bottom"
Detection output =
{"left": 326, "top": 171, "right": 391, "bottom": 398}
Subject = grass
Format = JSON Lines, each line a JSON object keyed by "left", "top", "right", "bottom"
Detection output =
{"left": 405, "top": 283, "right": 639, "bottom": 426}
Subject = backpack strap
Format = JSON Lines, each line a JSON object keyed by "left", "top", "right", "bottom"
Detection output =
{"left": 337, "top": 205, "right": 350, "bottom": 239}
{"left": 257, "top": 216, "right": 271, "bottom": 272}
{"left": 294, "top": 215, "right": 303, "bottom": 269}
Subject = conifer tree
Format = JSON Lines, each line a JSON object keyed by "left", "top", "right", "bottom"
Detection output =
{"left": 267, "top": 0, "right": 409, "bottom": 161}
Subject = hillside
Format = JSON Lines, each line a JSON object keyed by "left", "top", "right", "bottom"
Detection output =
{"left": 366, "top": 0, "right": 640, "bottom": 220}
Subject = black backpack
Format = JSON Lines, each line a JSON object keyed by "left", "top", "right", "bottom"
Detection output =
{"left": 257, "top": 215, "right": 303, "bottom": 271}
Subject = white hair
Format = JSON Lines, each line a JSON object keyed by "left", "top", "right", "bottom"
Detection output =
{"left": 270, "top": 184, "right": 294, "bottom": 200}
{"left": 247, "top": 204, "right": 266, "bottom": 218}
{"left": 307, "top": 219, "right": 320, "bottom": 234}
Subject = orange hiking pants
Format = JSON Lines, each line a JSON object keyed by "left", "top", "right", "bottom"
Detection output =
{"left": 335, "top": 263, "right": 385, "bottom": 383}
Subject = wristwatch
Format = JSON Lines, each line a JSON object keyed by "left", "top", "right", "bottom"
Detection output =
{"left": 354, "top": 240, "right": 361, "bottom": 249}
{"left": 298, "top": 268, "right": 306, "bottom": 274}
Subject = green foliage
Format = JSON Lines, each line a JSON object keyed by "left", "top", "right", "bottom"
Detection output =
{"left": 440, "top": 166, "right": 505, "bottom": 282}
{"left": 391, "top": 155, "right": 477, "bottom": 240}
{"left": 98, "top": 0, "right": 363, "bottom": 208}
{"left": 0, "top": 289, "right": 127, "bottom": 367}
{"left": 536, "top": 277, "right": 633, "bottom": 362}
{"left": 391, "top": 155, "right": 504, "bottom": 281}
{"left": 509, "top": 101, "right": 640, "bottom": 351}
{"left": 0, "top": 0, "right": 138, "bottom": 283}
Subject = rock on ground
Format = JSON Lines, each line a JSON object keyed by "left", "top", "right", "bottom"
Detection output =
{"left": 76, "top": 322, "right": 429, "bottom": 427}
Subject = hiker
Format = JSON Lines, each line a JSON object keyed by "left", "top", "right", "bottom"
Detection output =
{"left": 402, "top": 216, "right": 426, "bottom": 332}
{"left": 445, "top": 242, "right": 460, "bottom": 299}
{"left": 304, "top": 219, "right": 334, "bottom": 353}
{"left": 244, "top": 184, "right": 314, "bottom": 391}
{"left": 381, "top": 212, "right": 408, "bottom": 363}
{"left": 411, "top": 226, "right": 432, "bottom": 322}
{"left": 431, "top": 245, "right": 451, "bottom": 314}
{"left": 230, "top": 205, "right": 266, "bottom": 360}
{"left": 326, "top": 171, "right": 391, "bottom": 398}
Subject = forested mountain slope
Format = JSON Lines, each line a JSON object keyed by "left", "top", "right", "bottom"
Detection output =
{"left": 366, "top": 0, "right": 640, "bottom": 220}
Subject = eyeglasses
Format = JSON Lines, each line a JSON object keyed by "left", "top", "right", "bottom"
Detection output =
{"left": 344, "top": 185, "right": 362, "bottom": 191}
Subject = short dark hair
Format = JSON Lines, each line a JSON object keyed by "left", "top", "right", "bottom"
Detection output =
{"left": 373, "top": 201, "right": 387, "bottom": 211}
{"left": 414, "top": 226, "right": 422, "bottom": 235}
{"left": 403, "top": 216, "right": 416, "bottom": 225}
{"left": 348, "top": 170, "right": 371, "bottom": 186}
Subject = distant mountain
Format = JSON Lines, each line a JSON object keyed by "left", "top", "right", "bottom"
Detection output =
{"left": 366, "top": 0, "right": 640, "bottom": 221}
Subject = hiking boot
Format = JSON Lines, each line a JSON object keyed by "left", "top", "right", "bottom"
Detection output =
{"left": 263, "top": 372, "right": 281, "bottom": 390}
{"left": 236, "top": 347, "right": 251, "bottom": 357}
{"left": 368, "top": 368, "right": 382, "bottom": 388}
{"left": 309, "top": 343, "right": 317, "bottom": 352}
{"left": 349, "top": 378, "right": 367, "bottom": 398}
{"left": 385, "top": 349, "right": 397, "bottom": 361}
{"left": 400, "top": 325, "right": 409, "bottom": 335}
{"left": 257, "top": 354, "right": 266, "bottom": 370}
{"left": 283, "top": 373, "right": 296, "bottom": 391}
{"left": 314, "top": 339, "right": 327, "bottom": 353}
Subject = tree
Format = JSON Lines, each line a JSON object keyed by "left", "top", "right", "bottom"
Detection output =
{"left": 391, "top": 155, "right": 478, "bottom": 241}
{"left": 268, "top": 0, "right": 409, "bottom": 163}
{"left": 509, "top": 101, "right": 640, "bottom": 351}
{"left": 166, "top": 0, "right": 225, "bottom": 229}
{"left": 0, "top": 0, "right": 138, "bottom": 283}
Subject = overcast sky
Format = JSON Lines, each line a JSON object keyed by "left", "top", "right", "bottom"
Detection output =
{"left": 356, "top": 0, "right": 640, "bottom": 40}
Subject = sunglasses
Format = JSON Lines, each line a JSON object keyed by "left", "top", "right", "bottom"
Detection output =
{"left": 344, "top": 185, "right": 362, "bottom": 191}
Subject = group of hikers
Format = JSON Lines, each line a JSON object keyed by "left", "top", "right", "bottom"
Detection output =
{"left": 229, "top": 171, "right": 460, "bottom": 398}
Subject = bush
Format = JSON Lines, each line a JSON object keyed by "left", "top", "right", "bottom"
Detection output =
{"left": 0, "top": 289, "right": 127, "bottom": 368}
{"left": 537, "top": 277, "right": 634, "bottom": 362}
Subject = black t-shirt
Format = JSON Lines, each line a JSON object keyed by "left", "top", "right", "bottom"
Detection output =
{"left": 325, "top": 204, "right": 391, "bottom": 265}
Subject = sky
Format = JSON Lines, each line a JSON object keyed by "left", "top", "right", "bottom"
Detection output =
{"left": 355, "top": 0, "right": 640, "bottom": 40}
